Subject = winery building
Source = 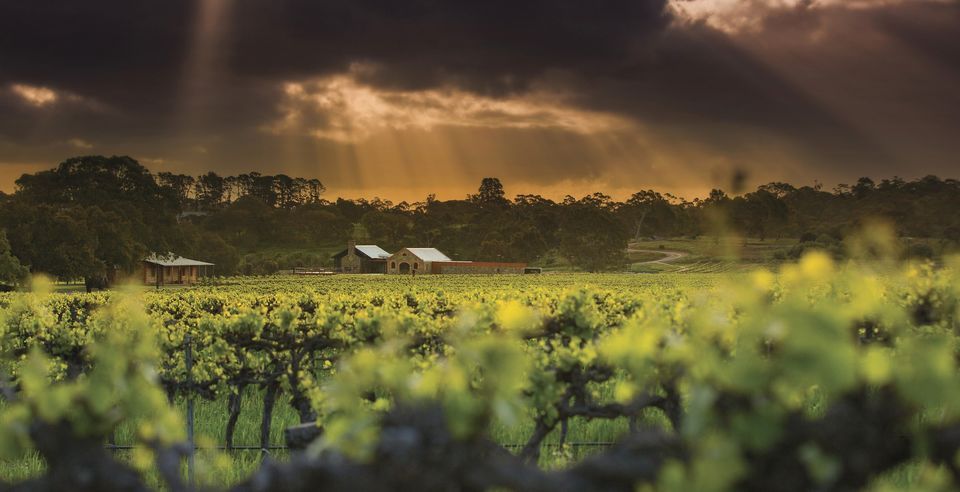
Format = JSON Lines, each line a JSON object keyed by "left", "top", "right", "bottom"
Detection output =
{"left": 142, "top": 254, "right": 214, "bottom": 286}
{"left": 332, "top": 241, "right": 390, "bottom": 273}
{"left": 333, "top": 242, "right": 526, "bottom": 275}
{"left": 386, "top": 247, "right": 452, "bottom": 274}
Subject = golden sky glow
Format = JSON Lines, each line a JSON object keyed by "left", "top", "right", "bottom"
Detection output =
{"left": 669, "top": 0, "right": 947, "bottom": 32}
{"left": 267, "top": 71, "right": 630, "bottom": 143}
{"left": 9, "top": 84, "right": 59, "bottom": 107}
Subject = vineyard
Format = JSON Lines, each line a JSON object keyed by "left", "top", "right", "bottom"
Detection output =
{"left": 1, "top": 253, "right": 960, "bottom": 491}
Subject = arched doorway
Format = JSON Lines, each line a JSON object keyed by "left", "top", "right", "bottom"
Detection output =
{"left": 398, "top": 262, "right": 410, "bottom": 274}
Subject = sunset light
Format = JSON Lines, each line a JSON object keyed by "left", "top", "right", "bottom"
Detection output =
{"left": 0, "top": 0, "right": 954, "bottom": 200}
{"left": 0, "top": 2, "right": 958, "bottom": 490}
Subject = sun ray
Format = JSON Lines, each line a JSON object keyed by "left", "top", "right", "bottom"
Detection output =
{"left": 177, "top": 0, "right": 234, "bottom": 138}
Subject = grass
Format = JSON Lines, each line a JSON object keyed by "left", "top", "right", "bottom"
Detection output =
{"left": 630, "top": 236, "right": 797, "bottom": 263}
{"left": 627, "top": 250, "right": 667, "bottom": 263}
{"left": 630, "top": 262, "right": 677, "bottom": 273}
{"left": 626, "top": 236, "right": 798, "bottom": 274}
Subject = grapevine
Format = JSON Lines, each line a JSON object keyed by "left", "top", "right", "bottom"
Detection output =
{"left": 0, "top": 255, "right": 959, "bottom": 490}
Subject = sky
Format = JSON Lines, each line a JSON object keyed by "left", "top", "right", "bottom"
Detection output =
{"left": 0, "top": 0, "right": 957, "bottom": 201}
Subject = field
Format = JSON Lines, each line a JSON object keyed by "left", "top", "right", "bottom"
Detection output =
{"left": 627, "top": 236, "right": 799, "bottom": 273}
{"left": 2, "top": 257, "right": 960, "bottom": 490}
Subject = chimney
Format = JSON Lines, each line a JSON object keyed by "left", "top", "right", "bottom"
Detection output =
{"left": 348, "top": 239, "right": 356, "bottom": 257}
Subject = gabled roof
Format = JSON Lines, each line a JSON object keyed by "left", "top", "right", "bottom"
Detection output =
{"left": 404, "top": 248, "right": 452, "bottom": 262}
{"left": 356, "top": 245, "right": 390, "bottom": 259}
{"left": 332, "top": 245, "right": 390, "bottom": 260}
{"left": 144, "top": 253, "right": 214, "bottom": 267}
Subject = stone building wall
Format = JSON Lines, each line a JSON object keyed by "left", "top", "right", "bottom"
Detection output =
{"left": 341, "top": 253, "right": 361, "bottom": 273}
{"left": 386, "top": 248, "right": 425, "bottom": 274}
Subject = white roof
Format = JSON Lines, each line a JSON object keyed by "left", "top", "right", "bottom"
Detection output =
{"left": 355, "top": 245, "right": 390, "bottom": 259}
{"left": 405, "top": 248, "right": 452, "bottom": 262}
{"left": 144, "top": 253, "right": 214, "bottom": 267}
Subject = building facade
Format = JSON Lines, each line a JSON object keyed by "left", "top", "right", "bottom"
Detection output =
{"left": 386, "top": 247, "right": 452, "bottom": 274}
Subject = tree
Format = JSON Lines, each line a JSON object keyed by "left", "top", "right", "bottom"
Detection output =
{"left": 274, "top": 174, "right": 300, "bottom": 209}
{"left": 758, "top": 182, "right": 797, "bottom": 199}
{"left": 514, "top": 194, "right": 560, "bottom": 246}
{"left": 157, "top": 172, "right": 195, "bottom": 209}
{"left": 289, "top": 205, "right": 352, "bottom": 246}
{"left": 735, "top": 189, "right": 788, "bottom": 240}
{"left": 5, "top": 157, "right": 181, "bottom": 286}
{"left": 0, "top": 230, "right": 27, "bottom": 286}
{"left": 304, "top": 179, "right": 326, "bottom": 204}
{"left": 179, "top": 223, "right": 241, "bottom": 275}
{"left": 18, "top": 156, "right": 178, "bottom": 212}
{"left": 852, "top": 177, "right": 876, "bottom": 199}
{"left": 195, "top": 172, "right": 226, "bottom": 209}
{"left": 249, "top": 173, "right": 278, "bottom": 206}
{"left": 360, "top": 211, "right": 413, "bottom": 251}
{"left": 470, "top": 178, "right": 508, "bottom": 208}
{"left": 558, "top": 198, "right": 629, "bottom": 271}
{"left": 0, "top": 204, "right": 101, "bottom": 281}
{"left": 205, "top": 196, "right": 276, "bottom": 250}
{"left": 15, "top": 155, "right": 180, "bottom": 255}
{"left": 500, "top": 219, "right": 549, "bottom": 263}
{"left": 621, "top": 190, "right": 677, "bottom": 239}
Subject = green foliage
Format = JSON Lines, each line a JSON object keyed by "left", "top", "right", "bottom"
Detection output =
{"left": 0, "top": 288, "right": 183, "bottom": 462}
{"left": 558, "top": 197, "right": 629, "bottom": 271}
{"left": 0, "top": 230, "right": 27, "bottom": 286}
{"left": 1, "top": 246, "right": 960, "bottom": 489}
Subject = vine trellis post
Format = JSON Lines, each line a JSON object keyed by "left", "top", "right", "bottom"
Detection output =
{"left": 185, "top": 334, "right": 196, "bottom": 487}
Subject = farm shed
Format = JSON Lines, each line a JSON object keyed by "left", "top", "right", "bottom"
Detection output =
{"left": 143, "top": 254, "right": 214, "bottom": 286}
{"left": 333, "top": 241, "right": 389, "bottom": 273}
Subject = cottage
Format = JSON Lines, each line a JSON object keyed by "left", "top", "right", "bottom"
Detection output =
{"left": 143, "top": 254, "right": 214, "bottom": 286}
{"left": 333, "top": 241, "right": 390, "bottom": 273}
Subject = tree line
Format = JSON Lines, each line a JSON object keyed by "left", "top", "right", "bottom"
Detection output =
{"left": 157, "top": 171, "right": 325, "bottom": 210}
{"left": 0, "top": 155, "right": 957, "bottom": 285}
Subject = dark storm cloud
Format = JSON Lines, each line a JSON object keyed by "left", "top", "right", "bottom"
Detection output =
{"left": 0, "top": 0, "right": 957, "bottom": 196}
{"left": 0, "top": 1, "right": 192, "bottom": 108}
{"left": 0, "top": 0, "right": 672, "bottom": 144}
{"left": 743, "top": 0, "right": 960, "bottom": 176}
{"left": 225, "top": 0, "right": 672, "bottom": 94}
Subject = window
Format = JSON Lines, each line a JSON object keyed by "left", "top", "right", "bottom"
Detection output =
{"left": 413, "top": 263, "right": 419, "bottom": 269}
{"left": 391, "top": 262, "right": 396, "bottom": 269}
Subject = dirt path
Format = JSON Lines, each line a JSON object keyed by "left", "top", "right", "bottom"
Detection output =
{"left": 627, "top": 248, "right": 689, "bottom": 265}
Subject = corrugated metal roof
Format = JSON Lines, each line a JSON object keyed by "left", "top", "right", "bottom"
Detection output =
{"left": 405, "top": 248, "right": 452, "bottom": 262}
{"left": 355, "top": 245, "right": 390, "bottom": 259}
{"left": 144, "top": 253, "right": 215, "bottom": 267}
{"left": 332, "top": 245, "right": 391, "bottom": 259}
